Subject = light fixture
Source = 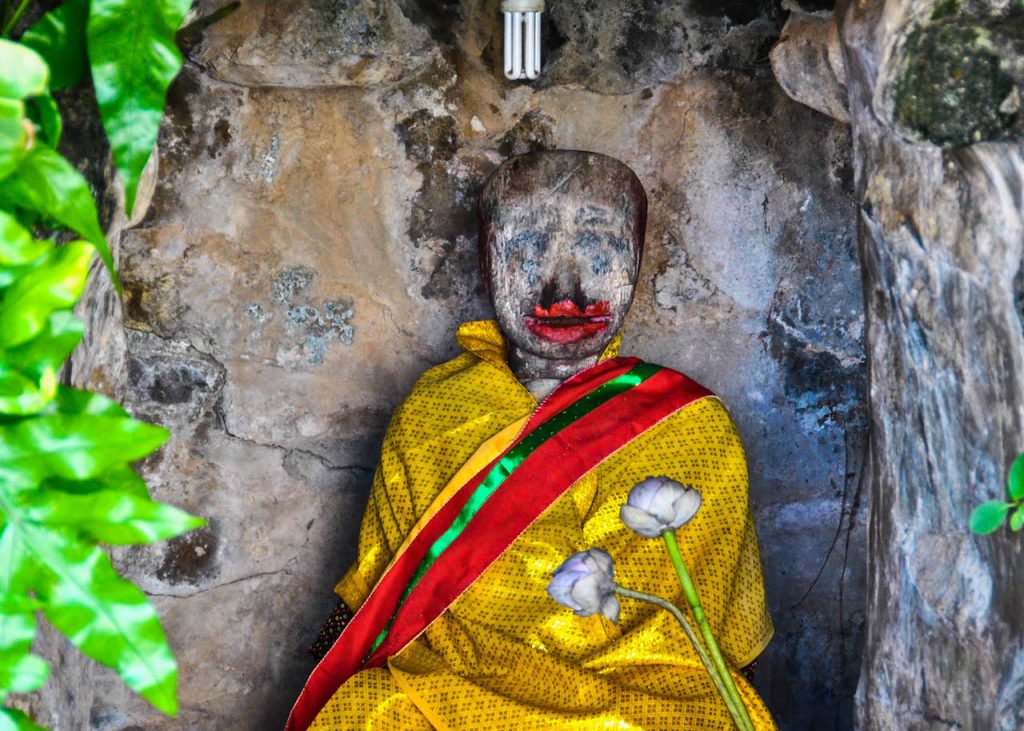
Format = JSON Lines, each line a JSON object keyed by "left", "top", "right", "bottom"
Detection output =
{"left": 502, "top": 0, "right": 544, "bottom": 81}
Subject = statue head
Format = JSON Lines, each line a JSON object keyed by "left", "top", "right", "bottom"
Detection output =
{"left": 478, "top": 150, "right": 647, "bottom": 374}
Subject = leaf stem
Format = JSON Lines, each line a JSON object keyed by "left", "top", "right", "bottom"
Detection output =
{"left": 614, "top": 584, "right": 748, "bottom": 729}
{"left": 1, "top": 0, "right": 31, "bottom": 37}
{"left": 662, "top": 529, "right": 756, "bottom": 731}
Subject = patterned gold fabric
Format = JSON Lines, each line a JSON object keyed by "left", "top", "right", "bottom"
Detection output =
{"left": 313, "top": 320, "right": 775, "bottom": 730}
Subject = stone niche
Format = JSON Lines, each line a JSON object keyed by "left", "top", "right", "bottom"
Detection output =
{"left": 36, "top": 1, "right": 867, "bottom": 729}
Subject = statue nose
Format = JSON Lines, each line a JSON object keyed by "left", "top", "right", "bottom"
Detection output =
{"left": 539, "top": 268, "right": 585, "bottom": 309}
{"left": 555, "top": 252, "right": 578, "bottom": 287}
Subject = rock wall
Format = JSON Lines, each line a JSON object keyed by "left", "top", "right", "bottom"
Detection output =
{"left": 54, "top": 1, "right": 865, "bottom": 728}
{"left": 835, "top": 0, "right": 1024, "bottom": 728}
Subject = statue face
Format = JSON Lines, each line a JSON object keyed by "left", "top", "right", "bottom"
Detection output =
{"left": 479, "top": 151, "right": 646, "bottom": 363}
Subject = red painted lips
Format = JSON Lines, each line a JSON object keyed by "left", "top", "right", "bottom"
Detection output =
{"left": 525, "top": 299, "right": 612, "bottom": 344}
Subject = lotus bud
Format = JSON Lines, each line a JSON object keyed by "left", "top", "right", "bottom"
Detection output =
{"left": 620, "top": 476, "right": 702, "bottom": 538}
{"left": 546, "top": 548, "right": 620, "bottom": 623}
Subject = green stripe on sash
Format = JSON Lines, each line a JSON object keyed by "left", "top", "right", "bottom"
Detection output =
{"left": 368, "top": 362, "right": 662, "bottom": 655}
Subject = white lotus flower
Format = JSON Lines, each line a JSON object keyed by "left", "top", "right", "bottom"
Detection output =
{"left": 620, "top": 476, "right": 702, "bottom": 538}
{"left": 546, "top": 548, "right": 620, "bottom": 622}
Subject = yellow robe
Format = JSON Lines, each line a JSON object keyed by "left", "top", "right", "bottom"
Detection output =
{"left": 311, "top": 321, "right": 775, "bottom": 730}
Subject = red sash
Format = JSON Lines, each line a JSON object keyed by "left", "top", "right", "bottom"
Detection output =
{"left": 286, "top": 357, "right": 712, "bottom": 730}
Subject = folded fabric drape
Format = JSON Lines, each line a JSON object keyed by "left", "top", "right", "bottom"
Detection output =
{"left": 290, "top": 320, "right": 776, "bottom": 730}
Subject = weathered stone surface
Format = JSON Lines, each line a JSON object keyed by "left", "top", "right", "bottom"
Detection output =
{"left": 838, "top": 0, "right": 1024, "bottom": 728}
{"left": 189, "top": 0, "right": 446, "bottom": 88}
{"left": 43, "top": 3, "right": 864, "bottom": 729}
{"left": 770, "top": 11, "right": 849, "bottom": 122}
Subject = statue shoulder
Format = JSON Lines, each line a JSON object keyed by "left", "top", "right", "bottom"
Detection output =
{"left": 629, "top": 359, "right": 719, "bottom": 402}
{"left": 384, "top": 351, "right": 532, "bottom": 447}
{"left": 386, "top": 352, "right": 475, "bottom": 422}
{"left": 411, "top": 351, "right": 481, "bottom": 391}
{"left": 651, "top": 362, "right": 714, "bottom": 394}
{"left": 634, "top": 360, "right": 739, "bottom": 431}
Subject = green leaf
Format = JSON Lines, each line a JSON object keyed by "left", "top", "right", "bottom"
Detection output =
{"left": 0, "top": 594, "right": 42, "bottom": 615}
{"left": 0, "top": 522, "right": 34, "bottom": 599}
{"left": 0, "top": 263, "right": 34, "bottom": 290}
{"left": 4, "top": 310, "right": 85, "bottom": 376}
{"left": 0, "top": 412, "right": 168, "bottom": 482}
{"left": 0, "top": 363, "right": 55, "bottom": 415}
{"left": 20, "top": 0, "right": 90, "bottom": 90}
{"left": 47, "top": 385, "right": 129, "bottom": 418}
{"left": 0, "top": 98, "right": 27, "bottom": 181}
{"left": 0, "top": 524, "right": 47, "bottom": 697}
{"left": 88, "top": 0, "right": 191, "bottom": 217}
{"left": 0, "top": 607, "right": 35, "bottom": 658}
{"left": 0, "top": 707, "right": 47, "bottom": 731}
{"left": 0, "top": 520, "right": 34, "bottom": 618}
{"left": 0, "top": 311, "right": 83, "bottom": 416}
{"left": 1008, "top": 452, "right": 1024, "bottom": 501}
{"left": 0, "top": 241, "right": 93, "bottom": 347}
{"left": 24, "top": 525, "right": 179, "bottom": 714}
{"left": 0, "top": 615, "right": 36, "bottom": 673}
{"left": 0, "top": 211, "right": 50, "bottom": 267}
{"left": 0, "top": 146, "right": 117, "bottom": 287}
{"left": 26, "top": 94, "right": 62, "bottom": 147}
{"left": 44, "top": 463, "right": 150, "bottom": 498}
{"left": 1011, "top": 505, "right": 1024, "bottom": 532}
{"left": 969, "top": 501, "right": 1013, "bottom": 535}
{"left": 0, "top": 41, "right": 48, "bottom": 100}
{"left": 0, "top": 651, "right": 50, "bottom": 693}
{"left": 19, "top": 488, "right": 204, "bottom": 544}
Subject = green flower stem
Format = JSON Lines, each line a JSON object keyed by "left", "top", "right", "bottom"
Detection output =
{"left": 662, "top": 529, "right": 755, "bottom": 731}
{"left": 614, "top": 584, "right": 748, "bottom": 730}
{"left": 1, "top": 0, "right": 30, "bottom": 36}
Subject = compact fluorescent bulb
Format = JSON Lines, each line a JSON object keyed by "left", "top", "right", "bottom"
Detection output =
{"left": 502, "top": 0, "right": 544, "bottom": 80}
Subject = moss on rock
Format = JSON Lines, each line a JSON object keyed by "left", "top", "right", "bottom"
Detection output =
{"left": 892, "top": 18, "right": 1023, "bottom": 147}
{"left": 930, "top": 0, "right": 958, "bottom": 21}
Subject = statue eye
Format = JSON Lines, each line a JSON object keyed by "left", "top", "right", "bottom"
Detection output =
{"left": 592, "top": 251, "right": 611, "bottom": 276}
{"left": 575, "top": 232, "right": 601, "bottom": 249}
